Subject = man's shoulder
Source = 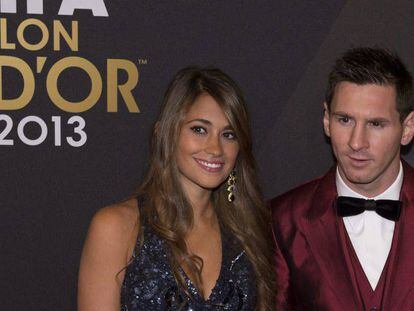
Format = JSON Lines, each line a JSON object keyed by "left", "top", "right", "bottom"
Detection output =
{"left": 271, "top": 178, "right": 321, "bottom": 202}
{"left": 268, "top": 174, "right": 329, "bottom": 220}
{"left": 401, "top": 159, "right": 414, "bottom": 197}
{"left": 403, "top": 159, "right": 414, "bottom": 180}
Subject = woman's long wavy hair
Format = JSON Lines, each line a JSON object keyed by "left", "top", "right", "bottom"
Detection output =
{"left": 138, "top": 67, "right": 275, "bottom": 310}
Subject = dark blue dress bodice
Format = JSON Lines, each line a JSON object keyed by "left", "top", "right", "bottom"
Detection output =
{"left": 120, "top": 210, "right": 257, "bottom": 310}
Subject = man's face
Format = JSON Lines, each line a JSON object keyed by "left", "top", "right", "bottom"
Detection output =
{"left": 323, "top": 82, "right": 414, "bottom": 197}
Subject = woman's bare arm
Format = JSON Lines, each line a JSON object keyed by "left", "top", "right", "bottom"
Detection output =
{"left": 78, "top": 200, "right": 139, "bottom": 311}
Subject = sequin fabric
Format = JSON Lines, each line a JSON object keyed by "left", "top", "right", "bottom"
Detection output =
{"left": 120, "top": 212, "right": 257, "bottom": 310}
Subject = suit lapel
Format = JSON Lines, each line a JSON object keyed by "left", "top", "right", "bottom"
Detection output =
{"left": 302, "top": 167, "right": 360, "bottom": 309}
{"left": 382, "top": 161, "right": 414, "bottom": 309}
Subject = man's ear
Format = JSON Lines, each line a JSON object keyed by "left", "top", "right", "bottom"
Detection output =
{"left": 323, "top": 102, "right": 331, "bottom": 137}
{"left": 401, "top": 111, "right": 414, "bottom": 145}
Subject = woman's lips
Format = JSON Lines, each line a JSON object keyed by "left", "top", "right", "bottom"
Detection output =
{"left": 194, "top": 158, "right": 224, "bottom": 172}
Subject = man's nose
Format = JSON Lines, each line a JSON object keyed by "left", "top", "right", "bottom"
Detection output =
{"left": 348, "top": 124, "right": 369, "bottom": 151}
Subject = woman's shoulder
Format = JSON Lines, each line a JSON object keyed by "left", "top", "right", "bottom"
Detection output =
{"left": 92, "top": 198, "right": 139, "bottom": 232}
{"left": 94, "top": 198, "right": 139, "bottom": 227}
{"left": 86, "top": 198, "right": 140, "bottom": 260}
{"left": 78, "top": 198, "right": 141, "bottom": 309}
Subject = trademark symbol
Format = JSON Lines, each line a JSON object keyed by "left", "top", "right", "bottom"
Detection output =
{"left": 138, "top": 58, "right": 148, "bottom": 65}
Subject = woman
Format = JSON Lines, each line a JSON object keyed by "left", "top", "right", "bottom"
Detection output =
{"left": 78, "top": 67, "right": 275, "bottom": 310}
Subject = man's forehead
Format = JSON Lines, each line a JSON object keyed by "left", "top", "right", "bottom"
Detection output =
{"left": 331, "top": 82, "right": 398, "bottom": 111}
{"left": 334, "top": 81, "right": 396, "bottom": 93}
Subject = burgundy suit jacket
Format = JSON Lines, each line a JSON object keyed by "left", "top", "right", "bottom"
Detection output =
{"left": 270, "top": 161, "right": 414, "bottom": 310}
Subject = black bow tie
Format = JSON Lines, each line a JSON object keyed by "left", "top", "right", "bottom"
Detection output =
{"left": 336, "top": 196, "right": 402, "bottom": 221}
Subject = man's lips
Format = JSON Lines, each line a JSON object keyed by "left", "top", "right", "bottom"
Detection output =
{"left": 194, "top": 158, "right": 224, "bottom": 172}
{"left": 347, "top": 155, "right": 371, "bottom": 166}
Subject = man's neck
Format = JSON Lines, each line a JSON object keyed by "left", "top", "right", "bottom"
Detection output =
{"left": 336, "top": 162, "right": 403, "bottom": 200}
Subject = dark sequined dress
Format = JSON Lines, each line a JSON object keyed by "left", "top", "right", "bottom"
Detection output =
{"left": 120, "top": 202, "right": 257, "bottom": 310}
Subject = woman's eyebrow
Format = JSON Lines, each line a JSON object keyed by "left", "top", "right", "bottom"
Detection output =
{"left": 185, "top": 118, "right": 211, "bottom": 125}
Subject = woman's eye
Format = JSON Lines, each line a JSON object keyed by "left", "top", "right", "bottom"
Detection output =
{"left": 190, "top": 126, "right": 206, "bottom": 134}
{"left": 223, "top": 131, "right": 237, "bottom": 140}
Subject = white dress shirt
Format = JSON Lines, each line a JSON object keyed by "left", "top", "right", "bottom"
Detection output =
{"left": 335, "top": 162, "right": 403, "bottom": 290}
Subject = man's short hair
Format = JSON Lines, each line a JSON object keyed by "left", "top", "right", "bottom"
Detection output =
{"left": 325, "top": 47, "right": 413, "bottom": 121}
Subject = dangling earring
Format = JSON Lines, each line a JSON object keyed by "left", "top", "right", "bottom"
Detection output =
{"left": 227, "top": 171, "right": 236, "bottom": 202}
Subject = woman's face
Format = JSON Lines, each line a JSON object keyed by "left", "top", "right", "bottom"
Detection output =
{"left": 176, "top": 94, "right": 240, "bottom": 197}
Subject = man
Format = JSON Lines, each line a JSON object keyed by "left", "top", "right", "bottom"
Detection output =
{"left": 271, "top": 47, "right": 414, "bottom": 310}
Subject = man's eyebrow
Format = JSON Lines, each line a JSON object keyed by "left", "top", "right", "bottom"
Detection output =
{"left": 331, "top": 112, "right": 390, "bottom": 122}
{"left": 331, "top": 111, "right": 351, "bottom": 117}
{"left": 367, "top": 117, "right": 390, "bottom": 123}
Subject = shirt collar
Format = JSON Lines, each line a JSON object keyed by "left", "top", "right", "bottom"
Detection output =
{"left": 336, "top": 161, "right": 403, "bottom": 200}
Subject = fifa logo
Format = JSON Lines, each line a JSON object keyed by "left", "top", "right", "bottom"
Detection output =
{"left": 0, "top": 0, "right": 109, "bottom": 16}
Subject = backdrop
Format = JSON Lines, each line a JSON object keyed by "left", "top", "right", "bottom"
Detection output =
{"left": 2, "top": 1, "right": 414, "bottom": 310}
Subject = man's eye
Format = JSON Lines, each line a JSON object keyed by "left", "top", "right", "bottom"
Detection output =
{"left": 339, "top": 116, "right": 349, "bottom": 123}
{"left": 369, "top": 121, "right": 382, "bottom": 127}
{"left": 190, "top": 126, "right": 206, "bottom": 134}
{"left": 223, "top": 132, "right": 237, "bottom": 140}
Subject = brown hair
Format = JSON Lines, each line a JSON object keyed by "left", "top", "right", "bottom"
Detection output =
{"left": 138, "top": 67, "right": 275, "bottom": 310}
{"left": 325, "top": 47, "right": 413, "bottom": 121}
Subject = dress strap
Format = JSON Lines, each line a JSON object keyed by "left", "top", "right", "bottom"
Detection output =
{"left": 130, "top": 195, "right": 146, "bottom": 258}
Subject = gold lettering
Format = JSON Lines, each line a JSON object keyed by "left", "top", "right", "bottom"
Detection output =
{"left": 107, "top": 59, "right": 139, "bottom": 113}
{"left": 0, "top": 56, "right": 34, "bottom": 110}
{"left": 47, "top": 57, "right": 102, "bottom": 113}
{"left": 0, "top": 18, "right": 16, "bottom": 50}
{"left": 17, "top": 18, "right": 49, "bottom": 51}
{"left": 53, "top": 20, "right": 78, "bottom": 52}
